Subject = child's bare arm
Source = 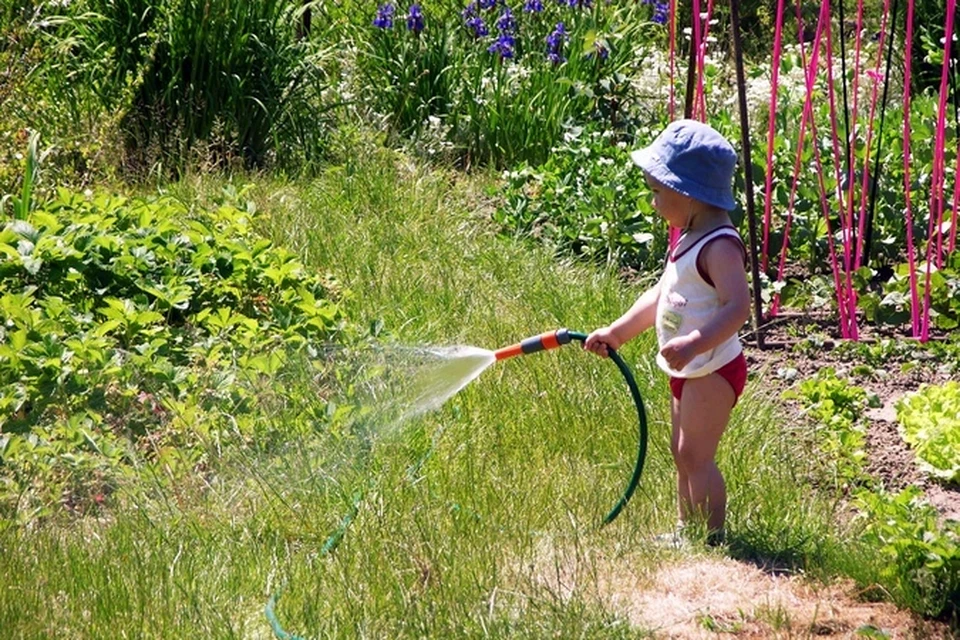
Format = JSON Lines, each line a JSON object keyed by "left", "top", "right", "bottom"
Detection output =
{"left": 584, "top": 280, "right": 661, "bottom": 356}
{"left": 659, "top": 239, "right": 750, "bottom": 370}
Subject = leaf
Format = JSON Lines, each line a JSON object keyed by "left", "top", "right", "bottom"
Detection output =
{"left": 93, "top": 319, "right": 123, "bottom": 337}
{"left": 135, "top": 310, "right": 164, "bottom": 326}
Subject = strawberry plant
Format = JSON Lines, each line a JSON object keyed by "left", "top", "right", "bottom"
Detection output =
{"left": 854, "top": 487, "right": 960, "bottom": 618}
{"left": 782, "top": 368, "right": 877, "bottom": 488}
{"left": 0, "top": 187, "right": 349, "bottom": 521}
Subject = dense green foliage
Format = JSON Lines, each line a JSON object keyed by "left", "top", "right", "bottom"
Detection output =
{"left": 787, "top": 368, "right": 959, "bottom": 618}
{"left": 1, "top": 0, "right": 958, "bottom": 632}
{"left": 496, "top": 123, "right": 668, "bottom": 272}
{"left": 0, "top": 186, "right": 345, "bottom": 521}
{"left": 351, "top": 0, "right": 669, "bottom": 167}
{"left": 2, "top": 0, "right": 338, "bottom": 179}
{"left": 855, "top": 487, "right": 960, "bottom": 618}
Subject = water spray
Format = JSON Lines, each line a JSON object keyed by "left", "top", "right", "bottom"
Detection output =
{"left": 266, "top": 328, "right": 649, "bottom": 638}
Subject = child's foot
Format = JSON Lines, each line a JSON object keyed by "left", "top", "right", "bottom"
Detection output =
{"left": 706, "top": 528, "right": 726, "bottom": 547}
{"left": 653, "top": 525, "right": 725, "bottom": 550}
{"left": 653, "top": 525, "right": 690, "bottom": 550}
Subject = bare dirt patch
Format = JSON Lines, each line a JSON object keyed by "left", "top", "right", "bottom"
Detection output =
{"left": 607, "top": 557, "right": 951, "bottom": 639}
{"left": 528, "top": 540, "right": 954, "bottom": 638}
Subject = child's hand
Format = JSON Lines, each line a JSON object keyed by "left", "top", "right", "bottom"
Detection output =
{"left": 584, "top": 326, "right": 622, "bottom": 358}
{"left": 659, "top": 333, "right": 699, "bottom": 370}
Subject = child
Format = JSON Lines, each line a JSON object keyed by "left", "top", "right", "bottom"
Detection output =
{"left": 584, "top": 119, "right": 751, "bottom": 544}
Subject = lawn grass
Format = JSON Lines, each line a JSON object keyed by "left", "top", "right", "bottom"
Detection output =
{"left": 1, "top": 145, "right": 862, "bottom": 638}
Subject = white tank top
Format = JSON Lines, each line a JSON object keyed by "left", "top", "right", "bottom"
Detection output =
{"left": 655, "top": 225, "right": 745, "bottom": 378}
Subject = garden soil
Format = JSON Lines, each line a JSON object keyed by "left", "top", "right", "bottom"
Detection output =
{"left": 744, "top": 315, "right": 960, "bottom": 522}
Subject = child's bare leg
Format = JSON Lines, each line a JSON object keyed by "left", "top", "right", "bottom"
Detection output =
{"left": 670, "top": 400, "right": 691, "bottom": 522}
{"left": 673, "top": 373, "right": 734, "bottom": 533}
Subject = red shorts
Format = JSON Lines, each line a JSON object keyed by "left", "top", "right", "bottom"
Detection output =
{"left": 669, "top": 352, "right": 748, "bottom": 406}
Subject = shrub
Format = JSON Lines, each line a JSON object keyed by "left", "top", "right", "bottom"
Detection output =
{"left": 495, "top": 122, "right": 668, "bottom": 272}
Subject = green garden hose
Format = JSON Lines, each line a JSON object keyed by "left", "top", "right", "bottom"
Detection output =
{"left": 494, "top": 328, "right": 649, "bottom": 526}
{"left": 264, "top": 494, "right": 360, "bottom": 640}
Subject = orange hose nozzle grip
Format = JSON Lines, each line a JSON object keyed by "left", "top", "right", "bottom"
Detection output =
{"left": 494, "top": 328, "right": 573, "bottom": 361}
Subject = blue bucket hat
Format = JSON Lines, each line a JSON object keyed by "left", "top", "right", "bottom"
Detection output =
{"left": 630, "top": 119, "right": 738, "bottom": 211}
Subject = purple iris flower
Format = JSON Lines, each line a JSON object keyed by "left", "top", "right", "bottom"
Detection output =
{"left": 463, "top": 1, "right": 490, "bottom": 37}
{"left": 495, "top": 6, "right": 517, "bottom": 34}
{"left": 466, "top": 15, "right": 489, "bottom": 37}
{"left": 488, "top": 33, "right": 516, "bottom": 58}
{"left": 407, "top": 3, "right": 425, "bottom": 33}
{"left": 487, "top": 4, "right": 516, "bottom": 58}
{"left": 524, "top": 0, "right": 544, "bottom": 11}
{"left": 479, "top": 0, "right": 497, "bottom": 9}
{"left": 546, "top": 21, "right": 567, "bottom": 64}
{"left": 373, "top": 2, "right": 395, "bottom": 29}
{"left": 652, "top": 0, "right": 669, "bottom": 24}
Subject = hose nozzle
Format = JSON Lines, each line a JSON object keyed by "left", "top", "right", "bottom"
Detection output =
{"left": 494, "top": 328, "right": 576, "bottom": 361}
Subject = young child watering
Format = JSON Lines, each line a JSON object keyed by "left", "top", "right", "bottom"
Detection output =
{"left": 584, "top": 120, "right": 750, "bottom": 544}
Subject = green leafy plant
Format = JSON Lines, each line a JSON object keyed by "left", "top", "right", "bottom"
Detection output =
{"left": 495, "top": 122, "right": 667, "bottom": 271}
{"left": 0, "top": 186, "right": 348, "bottom": 520}
{"left": 854, "top": 487, "right": 960, "bottom": 618}
{"left": 895, "top": 381, "right": 960, "bottom": 483}
{"left": 830, "top": 336, "right": 960, "bottom": 378}
{"left": 782, "top": 368, "right": 875, "bottom": 487}
{"left": 858, "top": 254, "right": 960, "bottom": 331}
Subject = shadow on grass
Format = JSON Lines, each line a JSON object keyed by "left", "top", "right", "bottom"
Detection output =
{"left": 722, "top": 531, "right": 817, "bottom": 578}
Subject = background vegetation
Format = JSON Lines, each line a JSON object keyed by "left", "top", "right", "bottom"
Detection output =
{"left": 1, "top": 0, "right": 957, "bottom": 636}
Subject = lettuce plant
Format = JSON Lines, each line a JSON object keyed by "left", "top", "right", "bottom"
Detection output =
{"left": 895, "top": 381, "right": 960, "bottom": 483}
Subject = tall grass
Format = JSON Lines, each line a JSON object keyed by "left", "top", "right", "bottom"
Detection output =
{"left": 33, "top": 0, "right": 337, "bottom": 175}
{"left": 0, "top": 147, "right": 916, "bottom": 637}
